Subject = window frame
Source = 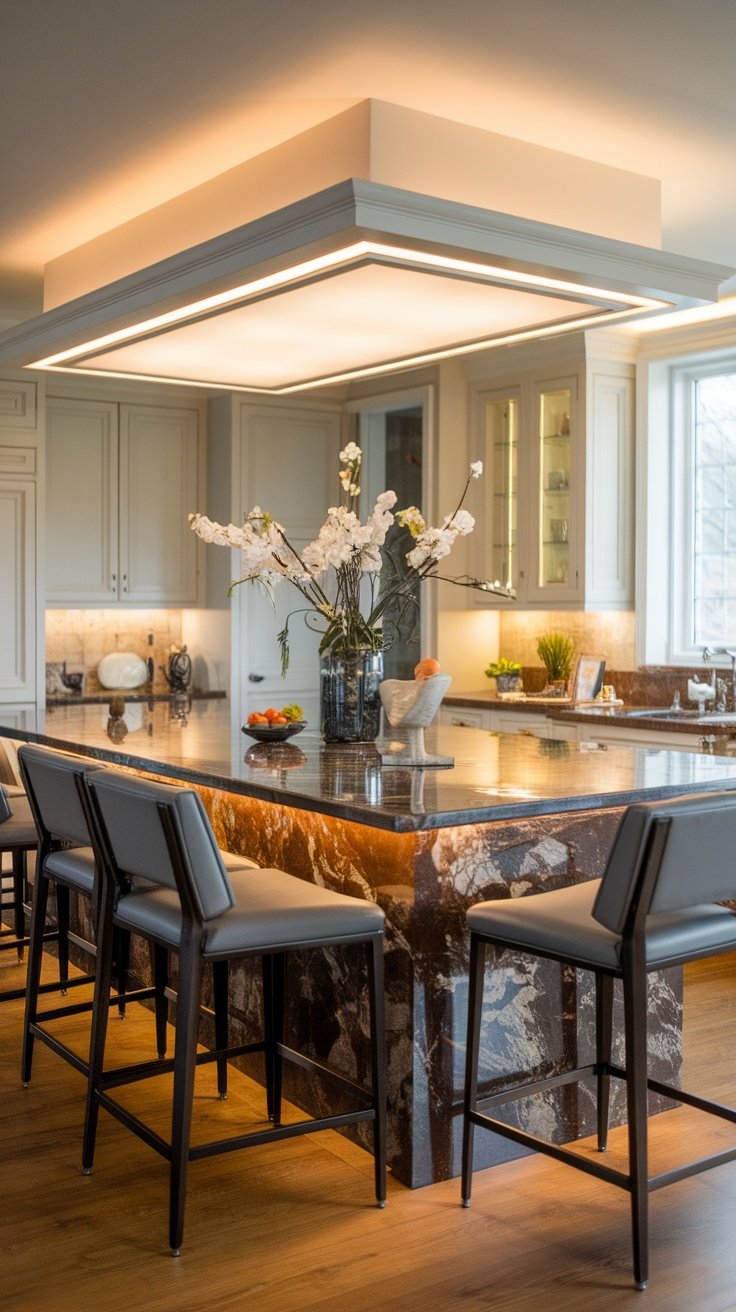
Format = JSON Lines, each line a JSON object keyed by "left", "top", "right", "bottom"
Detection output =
{"left": 638, "top": 337, "right": 736, "bottom": 668}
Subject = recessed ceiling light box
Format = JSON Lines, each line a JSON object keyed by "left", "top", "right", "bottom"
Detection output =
{"left": 0, "top": 102, "right": 730, "bottom": 392}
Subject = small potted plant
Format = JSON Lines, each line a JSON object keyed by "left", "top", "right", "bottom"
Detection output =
{"left": 485, "top": 656, "right": 522, "bottom": 694}
{"left": 536, "top": 632, "right": 574, "bottom": 694}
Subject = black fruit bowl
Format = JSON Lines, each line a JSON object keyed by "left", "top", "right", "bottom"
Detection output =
{"left": 241, "top": 720, "right": 307, "bottom": 743}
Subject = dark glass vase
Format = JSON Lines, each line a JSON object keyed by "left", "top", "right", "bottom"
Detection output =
{"left": 319, "top": 648, "right": 384, "bottom": 743}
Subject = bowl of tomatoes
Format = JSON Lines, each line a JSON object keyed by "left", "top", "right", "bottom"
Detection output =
{"left": 241, "top": 704, "right": 307, "bottom": 743}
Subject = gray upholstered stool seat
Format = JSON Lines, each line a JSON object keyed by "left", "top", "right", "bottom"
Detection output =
{"left": 82, "top": 767, "right": 386, "bottom": 1256}
{"left": 467, "top": 877, "right": 736, "bottom": 969}
{"left": 461, "top": 789, "right": 736, "bottom": 1292}
{"left": 116, "top": 865, "right": 384, "bottom": 955}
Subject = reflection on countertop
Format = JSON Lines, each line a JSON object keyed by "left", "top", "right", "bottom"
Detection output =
{"left": 45, "top": 689, "right": 226, "bottom": 705}
{"left": 3, "top": 699, "right": 736, "bottom": 832}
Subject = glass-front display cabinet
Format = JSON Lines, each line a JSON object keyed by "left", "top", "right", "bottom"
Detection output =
{"left": 538, "top": 383, "right": 572, "bottom": 590}
{"left": 471, "top": 345, "right": 633, "bottom": 611}
{"left": 483, "top": 389, "right": 519, "bottom": 598}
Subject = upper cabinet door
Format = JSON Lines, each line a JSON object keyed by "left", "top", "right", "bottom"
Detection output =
{"left": 46, "top": 395, "right": 202, "bottom": 607}
{"left": 472, "top": 347, "right": 633, "bottom": 612}
{"left": 46, "top": 397, "right": 119, "bottom": 603}
{"left": 120, "top": 404, "right": 200, "bottom": 605}
{"left": 0, "top": 479, "right": 36, "bottom": 699}
{"left": 525, "top": 376, "right": 580, "bottom": 604}
{"left": 479, "top": 387, "right": 520, "bottom": 601}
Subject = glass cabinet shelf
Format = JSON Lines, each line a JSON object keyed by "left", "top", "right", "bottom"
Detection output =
{"left": 484, "top": 392, "right": 519, "bottom": 595}
{"left": 538, "top": 386, "right": 572, "bottom": 590}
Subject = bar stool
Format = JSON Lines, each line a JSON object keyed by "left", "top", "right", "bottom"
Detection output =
{"left": 18, "top": 743, "right": 260, "bottom": 1087}
{"left": 82, "top": 768, "right": 387, "bottom": 1255}
{"left": 17, "top": 743, "right": 158, "bottom": 1081}
{"left": 0, "top": 784, "right": 39, "bottom": 995}
{"left": 461, "top": 790, "right": 736, "bottom": 1291}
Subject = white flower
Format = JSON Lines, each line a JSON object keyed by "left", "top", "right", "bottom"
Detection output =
{"left": 446, "top": 508, "right": 475, "bottom": 536}
{"left": 407, "top": 526, "right": 456, "bottom": 569}
{"left": 339, "top": 441, "right": 361, "bottom": 464}
{"left": 191, "top": 437, "right": 479, "bottom": 672}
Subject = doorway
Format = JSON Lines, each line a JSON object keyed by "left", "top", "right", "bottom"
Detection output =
{"left": 353, "top": 388, "right": 432, "bottom": 679}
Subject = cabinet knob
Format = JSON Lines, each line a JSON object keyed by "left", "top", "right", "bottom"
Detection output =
{"left": 248, "top": 673, "right": 265, "bottom": 683}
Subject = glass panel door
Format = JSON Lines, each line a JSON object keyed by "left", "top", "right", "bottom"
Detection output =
{"left": 538, "top": 386, "right": 572, "bottom": 589}
{"left": 484, "top": 393, "right": 518, "bottom": 595}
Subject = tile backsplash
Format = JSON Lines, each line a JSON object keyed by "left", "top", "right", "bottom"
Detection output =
{"left": 500, "top": 610, "right": 637, "bottom": 670}
{"left": 45, "top": 609, "right": 183, "bottom": 694}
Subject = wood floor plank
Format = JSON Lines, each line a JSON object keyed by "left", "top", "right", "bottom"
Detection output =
{"left": 3, "top": 954, "right": 736, "bottom": 1311}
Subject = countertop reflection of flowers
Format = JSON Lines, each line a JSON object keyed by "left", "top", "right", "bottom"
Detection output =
{"left": 190, "top": 443, "right": 483, "bottom": 671}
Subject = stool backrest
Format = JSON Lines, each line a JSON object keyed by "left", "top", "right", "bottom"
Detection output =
{"left": 592, "top": 789, "right": 736, "bottom": 934}
{"left": 87, "top": 770, "right": 234, "bottom": 923}
{"left": 18, "top": 743, "right": 103, "bottom": 846}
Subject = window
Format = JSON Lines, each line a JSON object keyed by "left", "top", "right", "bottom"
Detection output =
{"left": 692, "top": 372, "right": 736, "bottom": 643}
{"left": 640, "top": 347, "right": 736, "bottom": 667}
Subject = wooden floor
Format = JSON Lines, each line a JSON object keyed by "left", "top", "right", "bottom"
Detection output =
{"left": 3, "top": 953, "right": 736, "bottom": 1312}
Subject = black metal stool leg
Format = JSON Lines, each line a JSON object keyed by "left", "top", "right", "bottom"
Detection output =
{"left": 153, "top": 944, "right": 168, "bottom": 1059}
{"left": 169, "top": 933, "right": 203, "bottom": 1256}
{"left": 20, "top": 871, "right": 50, "bottom": 1085}
{"left": 595, "top": 971, "right": 614, "bottom": 1151}
{"left": 82, "top": 879, "right": 116, "bottom": 1174}
{"left": 367, "top": 935, "right": 387, "bottom": 1207}
{"left": 212, "top": 959, "right": 229, "bottom": 1099}
{"left": 271, "top": 951, "right": 285, "bottom": 1128}
{"left": 261, "top": 953, "right": 275, "bottom": 1120}
{"left": 461, "top": 932, "right": 487, "bottom": 1207}
{"left": 56, "top": 883, "right": 70, "bottom": 993}
{"left": 623, "top": 953, "right": 650, "bottom": 1291}
{"left": 113, "top": 926, "right": 131, "bottom": 1018}
{"left": 12, "top": 850, "right": 26, "bottom": 961}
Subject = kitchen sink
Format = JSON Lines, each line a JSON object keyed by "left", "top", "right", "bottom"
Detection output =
{"left": 615, "top": 707, "right": 699, "bottom": 718}
{"left": 613, "top": 707, "right": 736, "bottom": 723}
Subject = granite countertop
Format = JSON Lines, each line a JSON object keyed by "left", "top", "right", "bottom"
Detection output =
{"left": 444, "top": 691, "right": 568, "bottom": 715}
{"left": 4, "top": 700, "right": 736, "bottom": 833}
{"left": 548, "top": 704, "right": 736, "bottom": 734}
{"left": 445, "top": 690, "right": 736, "bottom": 735}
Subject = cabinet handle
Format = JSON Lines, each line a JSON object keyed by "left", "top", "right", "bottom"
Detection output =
{"left": 111, "top": 573, "right": 116, "bottom": 586}
{"left": 122, "top": 573, "right": 128, "bottom": 593}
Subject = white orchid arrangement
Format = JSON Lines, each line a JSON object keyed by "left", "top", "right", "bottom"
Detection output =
{"left": 190, "top": 443, "right": 483, "bottom": 672}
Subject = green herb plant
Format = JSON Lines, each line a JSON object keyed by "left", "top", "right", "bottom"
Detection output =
{"left": 484, "top": 657, "right": 522, "bottom": 679}
{"left": 536, "top": 632, "right": 574, "bottom": 683}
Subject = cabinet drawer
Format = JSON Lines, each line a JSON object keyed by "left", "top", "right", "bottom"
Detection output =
{"left": 0, "top": 446, "right": 35, "bottom": 475}
{"left": 441, "top": 707, "right": 490, "bottom": 729}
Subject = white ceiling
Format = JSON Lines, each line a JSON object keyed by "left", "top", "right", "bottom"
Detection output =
{"left": 3, "top": 0, "right": 736, "bottom": 317}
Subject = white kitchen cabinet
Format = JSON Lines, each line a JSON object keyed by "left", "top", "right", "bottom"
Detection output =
{"left": 575, "top": 721, "right": 717, "bottom": 753}
{"left": 439, "top": 706, "right": 579, "bottom": 739}
{"left": 471, "top": 333, "right": 634, "bottom": 610}
{"left": 46, "top": 394, "right": 202, "bottom": 606}
{"left": 0, "top": 376, "right": 42, "bottom": 703}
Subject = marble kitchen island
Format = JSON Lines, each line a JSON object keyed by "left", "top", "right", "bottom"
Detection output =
{"left": 3, "top": 699, "right": 736, "bottom": 1188}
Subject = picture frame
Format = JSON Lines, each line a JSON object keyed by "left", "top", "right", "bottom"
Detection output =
{"left": 570, "top": 655, "right": 606, "bottom": 704}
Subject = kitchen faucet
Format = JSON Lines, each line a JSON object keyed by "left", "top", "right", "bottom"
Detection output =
{"left": 702, "top": 646, "right": 736, "bottom": 711}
